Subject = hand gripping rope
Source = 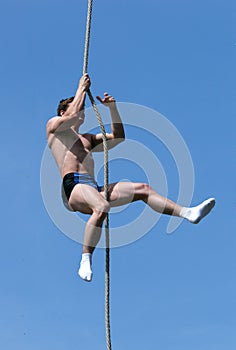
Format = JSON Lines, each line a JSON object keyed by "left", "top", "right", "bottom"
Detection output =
{"left": 83, "top": 1, "right": 112, "bottom": 349}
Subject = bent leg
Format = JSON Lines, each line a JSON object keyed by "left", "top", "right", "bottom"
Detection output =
{"left": 69, "top": 184, "right": 110, "bottom": 281}
{"left": 69, "top": 184, "right": 110, "bottom": 253}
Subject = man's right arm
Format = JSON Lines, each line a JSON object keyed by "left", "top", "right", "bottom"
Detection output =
{"left": 47, "top": 74, "right": 91, "bottom": 134}
{"left": 62, "top": 73, "right": 90, "bottom": 118}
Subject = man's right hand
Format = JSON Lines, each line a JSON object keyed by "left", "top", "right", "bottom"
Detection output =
{"left": 79, "top": 73, "right": 91, "bottom": 92}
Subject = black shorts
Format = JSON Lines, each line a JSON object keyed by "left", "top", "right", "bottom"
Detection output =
{"left": 63, "top": 173, "right": 102, "bottom": 201}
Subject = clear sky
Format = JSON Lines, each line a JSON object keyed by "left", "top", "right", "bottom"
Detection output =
{"left": 0, "top": 0, "right": 235, "bottom": 349}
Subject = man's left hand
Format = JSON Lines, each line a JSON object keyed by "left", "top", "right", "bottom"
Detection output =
{"left": 96, "top": 93, "right": 116, "bottom": 108}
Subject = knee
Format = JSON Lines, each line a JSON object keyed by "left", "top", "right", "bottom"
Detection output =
{"left": 143, "top": 183, "right": 151, "bottom": 193}
{"left": 93, "top": 201, "right": 110, "bottom": 220}
{"left": 136, "top": 183, "right": 151, "bottom": 200}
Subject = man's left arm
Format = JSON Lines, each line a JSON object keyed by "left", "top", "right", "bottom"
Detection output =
{"left": 92, "top": 93, "right": 125, "bottom": 151}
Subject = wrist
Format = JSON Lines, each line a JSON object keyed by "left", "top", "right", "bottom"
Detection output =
{"left": 80, "top": 87, "right": 88, "bottom": 93}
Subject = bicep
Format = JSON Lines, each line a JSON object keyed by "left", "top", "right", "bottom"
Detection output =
{"left": 92, "top": 133, "right": 122, "bottom": 152}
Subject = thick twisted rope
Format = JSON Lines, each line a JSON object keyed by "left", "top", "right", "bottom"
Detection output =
{"left": 83, "top": 1, "right": 112, "bottom": 349}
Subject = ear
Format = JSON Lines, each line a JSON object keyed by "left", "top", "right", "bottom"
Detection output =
{"left": 60, "top": 110, "right": 65, "bottom": 116}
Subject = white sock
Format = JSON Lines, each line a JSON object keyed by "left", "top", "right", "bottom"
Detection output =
{"left": 78, "top": 253, "right": 93, "bottom": 282}
{"left": 180, "top": 198, "right": 215, "bottom": 224}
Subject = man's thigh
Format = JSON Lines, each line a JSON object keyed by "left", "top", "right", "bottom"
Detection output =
{"left": 101, "top": 182, "right": 145, "bottom": 207}
{"left": 69, "top": 184, "right": 107, "bottom": 214}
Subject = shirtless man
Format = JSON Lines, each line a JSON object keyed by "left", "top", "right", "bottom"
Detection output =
{"left": 46, "top": 73, "right": 215, "bottom": 282}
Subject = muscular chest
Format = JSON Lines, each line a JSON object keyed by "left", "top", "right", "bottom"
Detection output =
{"left": 70, "top": 133, "right": 93, "bottom": 159}
{"left": 73, "top": 133, "right": 91, "bottom": 150}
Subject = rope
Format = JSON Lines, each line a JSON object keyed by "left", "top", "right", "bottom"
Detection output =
{"left": 83, "top": 1, "right": 112, "bottom": 349}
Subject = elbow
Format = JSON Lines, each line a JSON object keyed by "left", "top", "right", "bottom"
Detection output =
{"left": 117, "top": 128, "right": 125, "bottom": 142}
{"left": 109, "top": 128, "right": 125, "bottom": 148}
{"left": 121, "top": 129, "right": 125, "bottom": 142}
{"left": 116, "top": 132, "right": 125, "bottom": 145}
{"left": 120, "top": 133, "right": 125, "bottom": 143}
{"left": 116, "top": 128, "right": 125, "bottom": 140}
{"left": 107, "top": 132, "right": 125, "bottom": 150}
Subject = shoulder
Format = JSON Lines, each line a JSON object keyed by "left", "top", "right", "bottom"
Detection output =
{"left": 46, "top": 116, "right": 60, "bottom": 126}
{"left": 46, "top": 116, "right": 61, "bottom": 134}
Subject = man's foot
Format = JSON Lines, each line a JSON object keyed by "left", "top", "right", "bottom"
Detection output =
{"left": 78, "top": 253, "right": 93, "bottom": 282}
{"left": 181, "top": 198, "right": 216, "bottom": 224}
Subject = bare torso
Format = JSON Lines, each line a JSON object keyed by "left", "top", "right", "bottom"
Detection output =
{"left": 47, "top": 120, "right": 95, "bottom": 178}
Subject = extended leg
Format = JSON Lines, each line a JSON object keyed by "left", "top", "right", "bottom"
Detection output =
{"left": 105, "top": 182, "right": 215, "bottom": 223}
{"left": 104, "top": 182, "right": 182, "bottom": 215}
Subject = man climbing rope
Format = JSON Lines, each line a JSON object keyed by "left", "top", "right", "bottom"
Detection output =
{"left": 46, "top": 73, "right": 215, "bottom": 282}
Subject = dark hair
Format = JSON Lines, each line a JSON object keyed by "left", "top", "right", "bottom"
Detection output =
{"left": 57, "top": 96, "right": 74, "bottom": 116}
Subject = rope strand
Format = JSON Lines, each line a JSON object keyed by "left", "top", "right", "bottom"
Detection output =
{"left": 83, "top": 1, "right": 112, "bottom": 349}
{"left": 83, "top": 0, "right": 92, "bottom": 75}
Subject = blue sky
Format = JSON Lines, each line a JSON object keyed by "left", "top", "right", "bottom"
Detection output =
{"left": 0, "top": 0, "right": 235, "bottom": 349}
